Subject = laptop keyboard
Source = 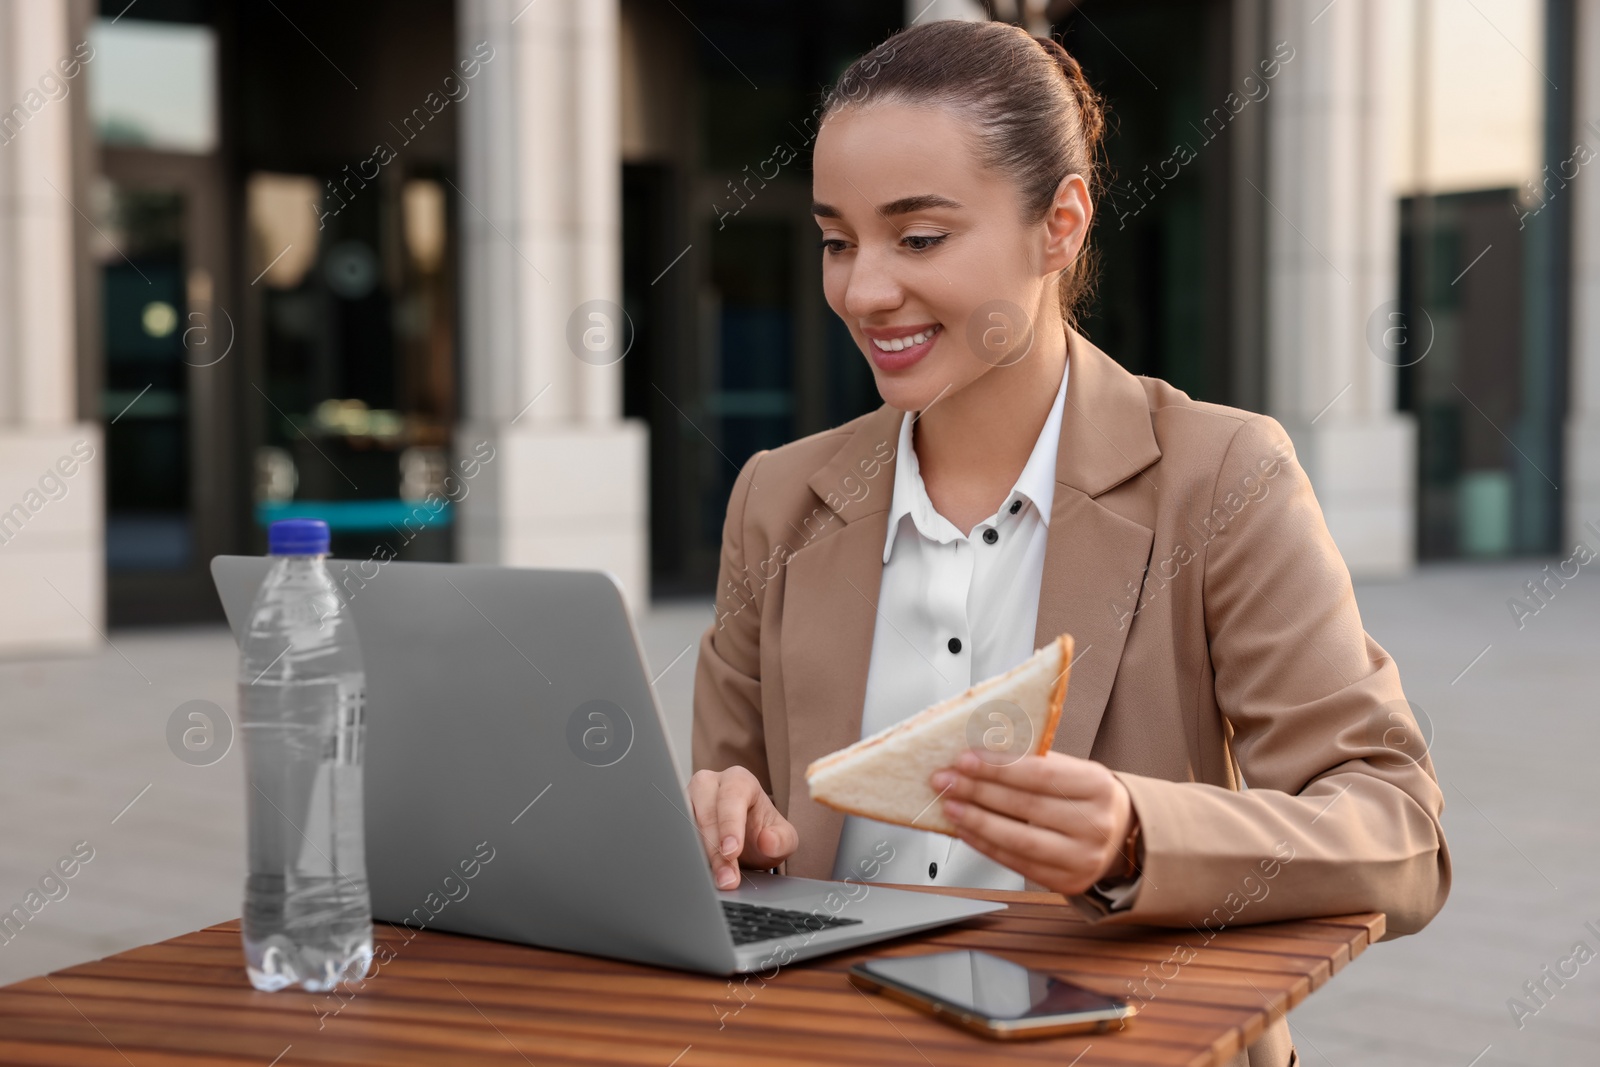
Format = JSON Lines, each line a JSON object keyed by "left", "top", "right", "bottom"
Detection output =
{"left": 721, "top": 901, "right": 864, "bottom": 946}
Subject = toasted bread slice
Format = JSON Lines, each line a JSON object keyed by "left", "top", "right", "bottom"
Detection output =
{"left": 804, "top": 633, "right": 1073, "bottom": 836}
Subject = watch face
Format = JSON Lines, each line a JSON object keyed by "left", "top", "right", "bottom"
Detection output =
{"left": 1115, "top": 822, "right": 1140, "bottom": 880}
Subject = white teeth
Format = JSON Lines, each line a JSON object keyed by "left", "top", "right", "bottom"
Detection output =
{"left": 871, "top": 325, "right": 939, "bottom": 352}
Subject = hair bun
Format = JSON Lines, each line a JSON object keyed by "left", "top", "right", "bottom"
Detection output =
{"left": 1033, "top": 34, "right": 1106, "bottom": 148}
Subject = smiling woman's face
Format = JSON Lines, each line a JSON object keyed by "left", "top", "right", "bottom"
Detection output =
{"left": 812, "top": 101, "right": 1088, "bottom": 412}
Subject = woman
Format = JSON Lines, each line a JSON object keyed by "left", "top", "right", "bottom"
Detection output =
{"left": 689, "top": 20, "right": 1449, "bottom": 1066}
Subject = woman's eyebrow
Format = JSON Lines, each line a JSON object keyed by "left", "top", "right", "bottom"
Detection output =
{"left": 811, "top": 193, "right": 964, "bottom": 219}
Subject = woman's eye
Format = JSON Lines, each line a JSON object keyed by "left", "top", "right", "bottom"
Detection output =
{"left": 818, "top": 235, "right": 946, "bottom": 255}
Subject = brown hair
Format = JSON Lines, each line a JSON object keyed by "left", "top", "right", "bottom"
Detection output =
{"left": 819, "top": 20, "right": 1108, "bottom": 331}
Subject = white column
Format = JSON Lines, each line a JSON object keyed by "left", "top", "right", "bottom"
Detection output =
{"left": 1568, "top": 0, "right": 1600, "bottom": 543}
{"left": 0, "top": 0, "right": 102, "bottom": 654}
{"left": 1264, "top": 0, "right": 1415, "bottom": 576}
{"left": 455, "top": 0, "right": 649, "bottom": 611}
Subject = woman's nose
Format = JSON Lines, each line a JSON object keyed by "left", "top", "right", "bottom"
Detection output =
{"left": 841, "top": 250, "right": 904, "bottom": 320}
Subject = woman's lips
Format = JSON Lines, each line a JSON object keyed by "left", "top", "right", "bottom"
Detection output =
{"left": 867, "top": 324, "right": 941, "bottom": 372}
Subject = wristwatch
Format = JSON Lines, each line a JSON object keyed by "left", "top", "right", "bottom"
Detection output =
{"left": 1117, "top": 812, "right": 1143, "bottom": 880}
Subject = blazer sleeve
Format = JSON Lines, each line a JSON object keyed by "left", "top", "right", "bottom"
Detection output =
{"left": 690, "top": 450, "right": 774, "bottom": 793}
{"left": 1068, "top": 414, "right": 1451, "bottom": 940}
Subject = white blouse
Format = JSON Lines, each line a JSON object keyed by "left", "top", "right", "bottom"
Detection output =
{"left": 828, "top": 358, "right": 1139, "bottom": 909}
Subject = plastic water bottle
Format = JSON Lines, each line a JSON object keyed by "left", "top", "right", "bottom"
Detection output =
{"left": 238, "top": 519, "right": 373, "bottom": 992}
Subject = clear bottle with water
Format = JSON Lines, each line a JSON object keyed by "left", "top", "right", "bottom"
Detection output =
{"left": 238, "top": 518, "right": 373, "bottom": 992}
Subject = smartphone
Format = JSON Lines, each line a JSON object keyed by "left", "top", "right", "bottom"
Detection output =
{"left": 847, "top": 949, "right": 1136, "bottom": 1040}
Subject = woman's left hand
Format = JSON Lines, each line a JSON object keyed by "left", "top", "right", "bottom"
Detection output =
{"left": 930, "top": 750, "right": 1136, "bottom": 896}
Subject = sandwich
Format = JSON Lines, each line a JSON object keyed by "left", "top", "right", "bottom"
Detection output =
{"left": 804, "top": 633, "right": 1073, "bottom": 836}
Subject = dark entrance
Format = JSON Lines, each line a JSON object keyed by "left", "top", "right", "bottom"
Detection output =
{"left": 92, "top": 0, "right": 462, "bottom": 624}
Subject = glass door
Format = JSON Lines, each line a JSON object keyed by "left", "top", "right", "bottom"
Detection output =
{"left": 101, "top": 184, "right": 191, "bottom": 571}
{"left": 88, "top": 11, "right": 233, "bottom": 623}
{"left": 95, "top": 150, "right": 235, "bottom": 623}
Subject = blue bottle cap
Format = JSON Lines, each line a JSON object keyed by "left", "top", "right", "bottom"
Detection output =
{"left": 268, "top": 518, "right": 331, "bottom": 556}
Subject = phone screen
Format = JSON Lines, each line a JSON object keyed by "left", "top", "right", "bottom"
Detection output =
{"left": 857, "top": 950, "right": 1127, "bottom": 1021}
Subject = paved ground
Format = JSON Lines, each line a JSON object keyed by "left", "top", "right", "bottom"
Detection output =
{"left": 1, "top": 561, "right": 1596, "bottom": 1063}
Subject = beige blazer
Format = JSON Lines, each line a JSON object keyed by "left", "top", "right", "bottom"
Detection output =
{"left": 691, "top": 327, "right": 1450, "bottom": 1067}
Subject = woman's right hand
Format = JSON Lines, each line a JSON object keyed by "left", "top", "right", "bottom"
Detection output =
{"left": 688, "top": 766, "right": 800, "bottom": 890}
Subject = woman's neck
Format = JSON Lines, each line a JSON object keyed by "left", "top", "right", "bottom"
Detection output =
{"left": 912, "top": 325, "right": 1069, "bottom": 537}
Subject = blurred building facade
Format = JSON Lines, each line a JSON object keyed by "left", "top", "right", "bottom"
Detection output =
{"left": 0, "top": 0, "right": 1594, "bottom": 655}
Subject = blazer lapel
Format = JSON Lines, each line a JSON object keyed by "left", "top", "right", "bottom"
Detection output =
{"left": 1034, "top": 329, "right": 1160, "bottom": 759}
{"left": 780, "top": 405, "right": 901, "bottom": 879}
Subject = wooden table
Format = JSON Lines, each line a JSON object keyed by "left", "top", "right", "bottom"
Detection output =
{"left": 0, "top": 885, "right": 1382, "bottom": 1066}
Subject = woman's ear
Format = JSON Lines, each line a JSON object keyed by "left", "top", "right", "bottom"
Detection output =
{"left": 1042, "top": 172, "right": 1092, "bottom": 274}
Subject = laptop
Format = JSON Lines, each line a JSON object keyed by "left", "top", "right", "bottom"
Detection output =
{"left": 211, "top": 556, "right": 1005, "bottom": 975}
